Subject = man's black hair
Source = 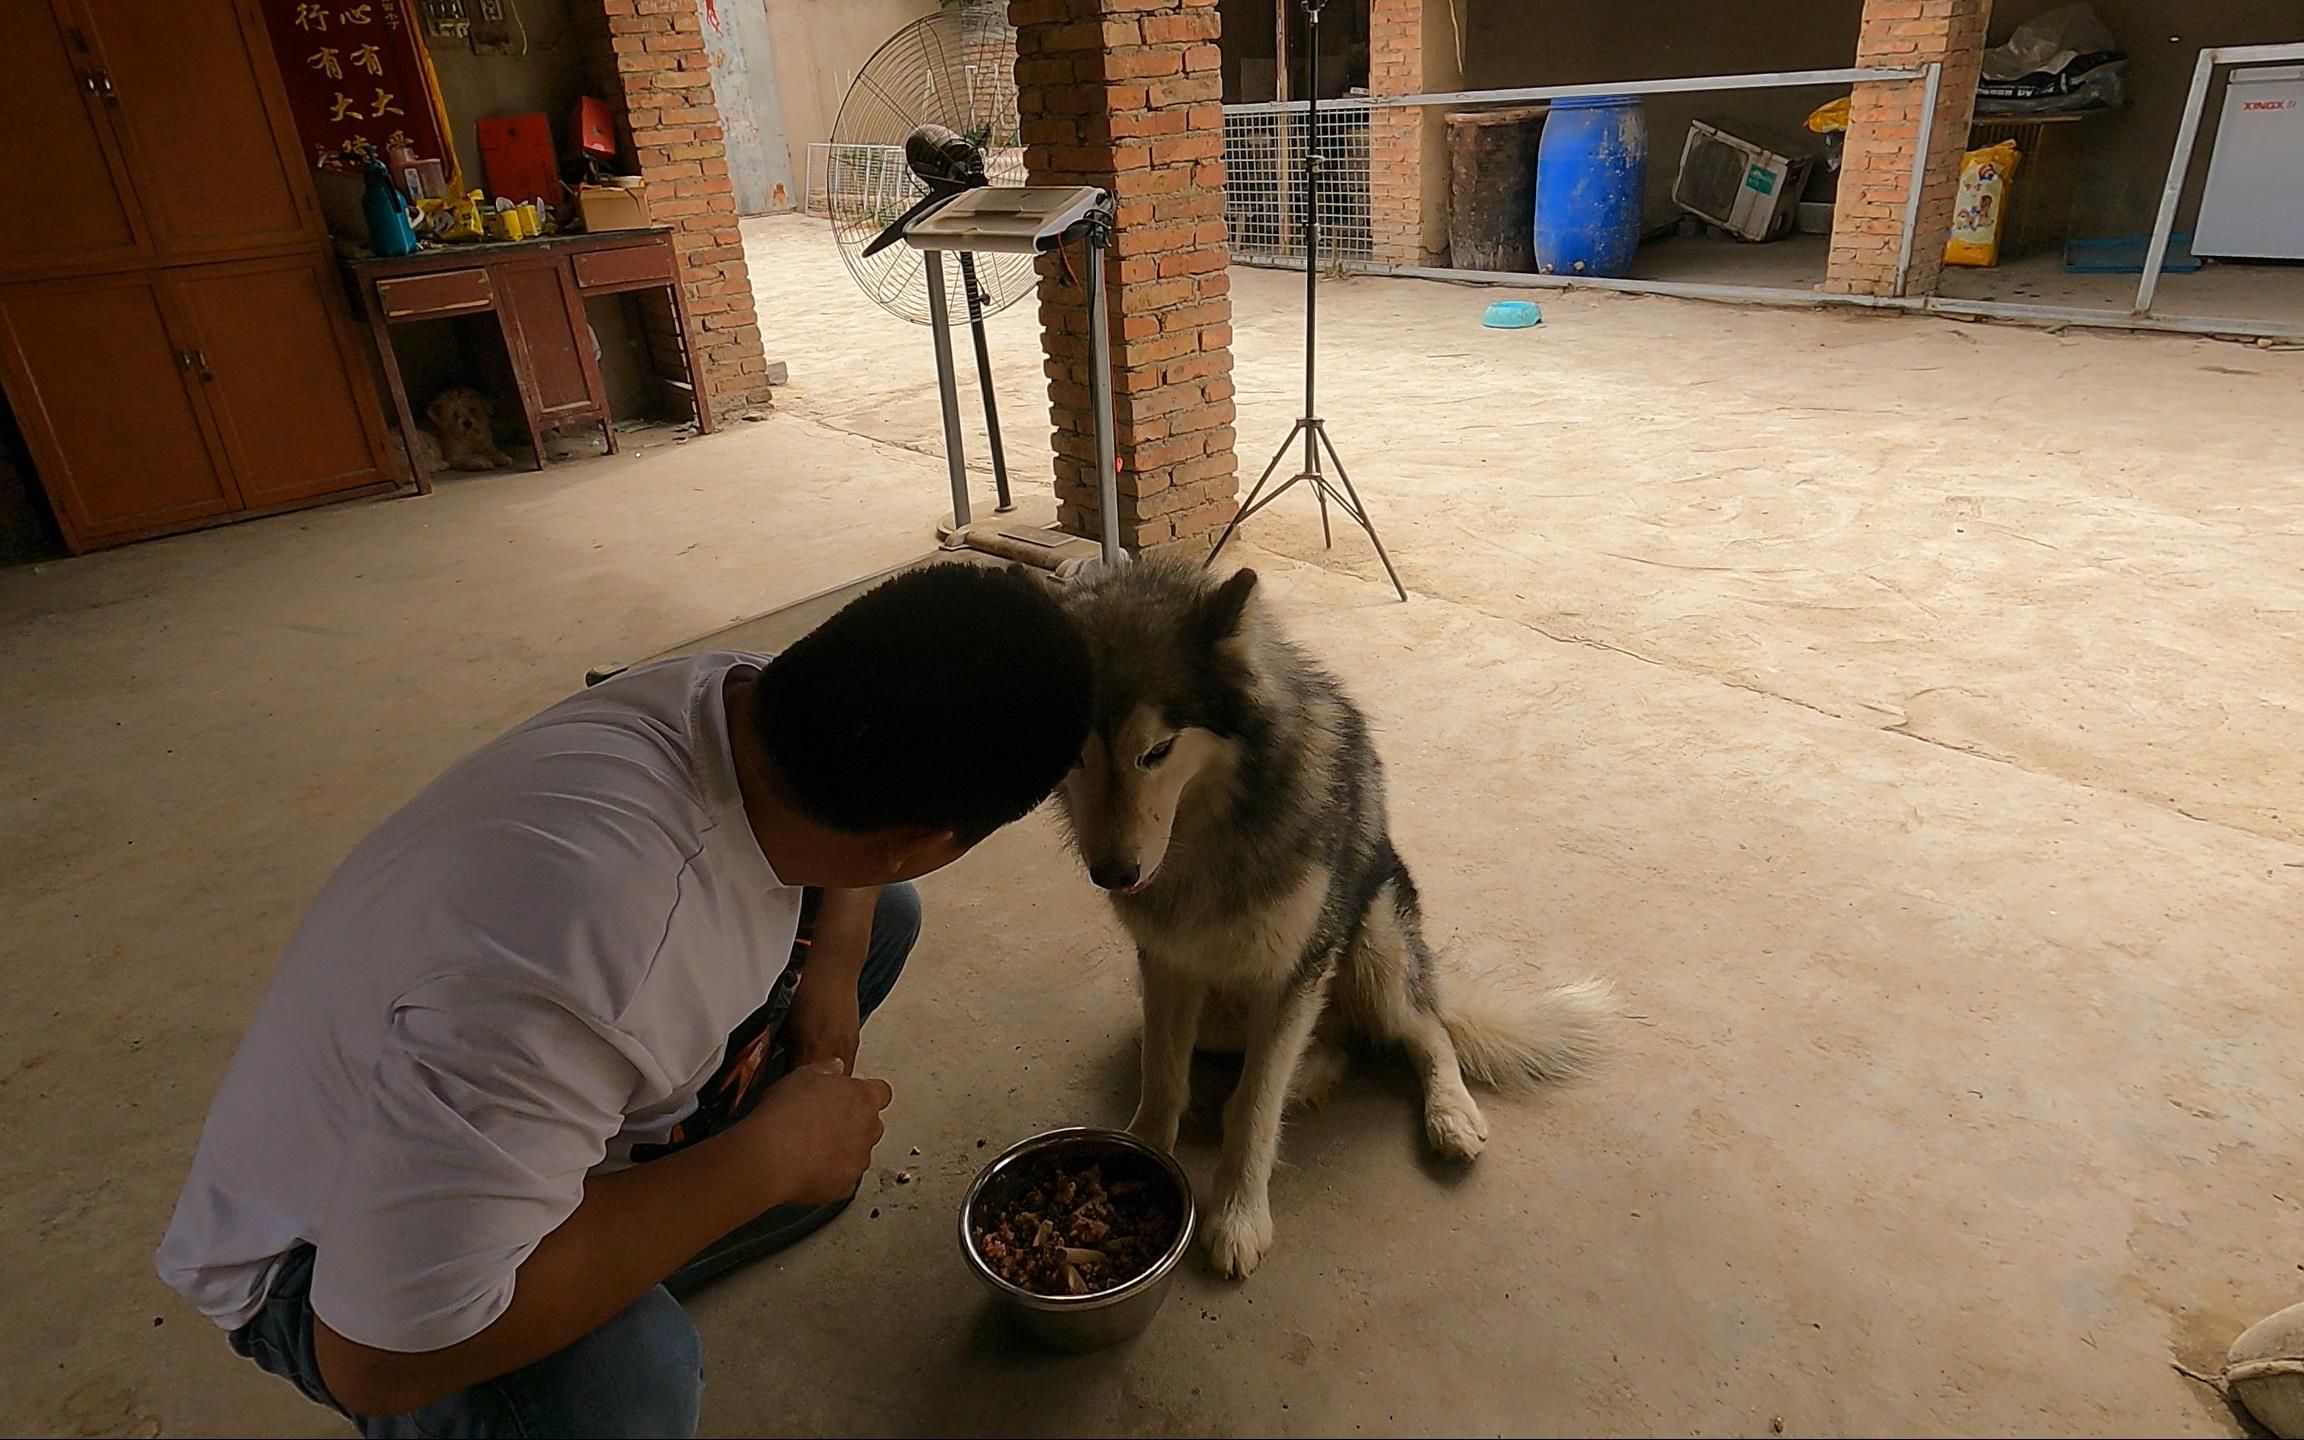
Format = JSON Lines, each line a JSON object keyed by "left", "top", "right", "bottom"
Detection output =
{"left": 752, "top": 563, "right": 1093, "bottom": 844}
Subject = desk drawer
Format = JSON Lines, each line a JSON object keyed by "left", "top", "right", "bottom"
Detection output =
{"left": 573, "top": 244, "right": 674, "bottom": 291}
{"left": 375, "top": 268, "right": 494, "bottom": 319}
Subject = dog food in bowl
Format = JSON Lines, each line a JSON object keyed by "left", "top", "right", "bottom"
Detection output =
{"left": 972, "top": 1155, "right": 1182, "bottom": 1297}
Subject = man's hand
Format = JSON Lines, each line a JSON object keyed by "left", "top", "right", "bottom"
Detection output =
{"left": 785, "top": 887, "right": 878, "bottom": 1072}
{"left": 734, "top": 1057, "right": 892, "bottom": 1205}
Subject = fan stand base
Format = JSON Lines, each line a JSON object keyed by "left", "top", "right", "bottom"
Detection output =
{"left": 936, "top": 516, "right": 1111, "bottom": 582}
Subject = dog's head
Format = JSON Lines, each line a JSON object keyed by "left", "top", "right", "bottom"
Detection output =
{"left": 427, "top": 387, "right": 494, "bottom": 443}
{"left": 1058, "top": 559, "right": 1261, "bottom": 894}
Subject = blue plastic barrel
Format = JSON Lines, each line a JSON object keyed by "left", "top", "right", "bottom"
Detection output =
{"left": 1532, "top": 96, "right": 1647, "bottom": 278}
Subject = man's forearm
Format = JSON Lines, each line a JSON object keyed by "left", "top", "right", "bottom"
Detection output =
{"left": 314, "top": 1120, "right": 793, "bottom": 1417}
{"left": 806, "top": 886, "right": 880, "bottom": 979}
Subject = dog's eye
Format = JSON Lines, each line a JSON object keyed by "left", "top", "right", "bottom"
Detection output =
{"left": 1138, "top": 737, "right": 1175, "bottom": 769}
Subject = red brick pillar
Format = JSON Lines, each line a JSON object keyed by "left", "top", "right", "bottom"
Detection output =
{"left": 1368, "top": 0, "right": 1460, "bottom": 268}
{"left": 1010, "top": 0, "right": 1239, "bottom": 555}
{"left": 1824, "top": 0, "right": 1991, "bottom": 298}
{"left": 588, "top": 0, "right": 774, "bottom": 417}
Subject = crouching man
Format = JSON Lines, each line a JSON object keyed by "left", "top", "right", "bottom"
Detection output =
{"left": 157, "top": 564, "right": 1093, "bottom": 1437}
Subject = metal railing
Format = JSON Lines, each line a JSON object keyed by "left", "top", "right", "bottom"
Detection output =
{"left": 1220, "top": 64, "right": 1937, "bottom": 296}
{"left": 2138, "top": 41, "right": 2304, "bottom": 313}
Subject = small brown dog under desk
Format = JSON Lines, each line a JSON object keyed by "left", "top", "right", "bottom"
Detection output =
{"left": 347, "top": 228, "right": 715, "bottom": 494}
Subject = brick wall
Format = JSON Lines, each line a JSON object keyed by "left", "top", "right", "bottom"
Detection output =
{"left": 1367, "top": 0, "right": 1422, "bottom": 266}
{"left": 1824, "top": 0, "right": 1991, "bottom": 298}
{"left": 1366, "top": 0, "right": 1461, "bottom": 268}
{"left": 1009, "top": 0, "right": 1240, "bottom": 555}
{"left": 584, "top": 0, "right": 774, "bottom": 418}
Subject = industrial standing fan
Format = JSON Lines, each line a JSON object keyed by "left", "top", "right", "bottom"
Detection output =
{"left": 828, "top": 5, "right": 1031, "bottom": 518}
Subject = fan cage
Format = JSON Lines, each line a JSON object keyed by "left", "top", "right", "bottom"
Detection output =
{"left": 828, "top": 4, "right": 1033, "bottom": 326}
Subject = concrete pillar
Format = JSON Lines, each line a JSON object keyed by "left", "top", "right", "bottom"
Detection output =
{"left": 580, "top": 0, "right": 776, "bottom": 418}
{"left": 1825, "top": 0, "right": 1992, "bottom": 298}
{"left": 1368, "top": 0, "right": 1462, "bottom": 268}
{"left": 1009, "top": 0, "right": 1240, "bottom": 554}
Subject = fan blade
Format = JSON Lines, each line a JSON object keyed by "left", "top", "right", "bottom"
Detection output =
{"left": 861, "top": 188, "right": 959, "bottom": 258}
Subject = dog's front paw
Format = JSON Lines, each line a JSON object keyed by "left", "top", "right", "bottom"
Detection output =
{"left": 1425, "top": 1094, "right": 1489, "bottom": 1162}
{"left": 1205, "top": 1198, "right": 1275, "bottom": 1279}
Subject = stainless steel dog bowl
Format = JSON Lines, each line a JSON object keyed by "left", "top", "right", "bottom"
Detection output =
{"left": 959, "top": 1126, "right": 1196, "bottom": 1353}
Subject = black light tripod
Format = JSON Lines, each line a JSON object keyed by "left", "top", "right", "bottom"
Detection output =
{"left": 1204, "top": 0, "right": 1405, "bottom": 600}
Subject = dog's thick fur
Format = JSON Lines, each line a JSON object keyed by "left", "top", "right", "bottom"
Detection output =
{"left": 1058, "top": 559, "right": 1611, "bottom": 1278}
{"left": 422, "top": 387, "right": 511, "bottom": 472}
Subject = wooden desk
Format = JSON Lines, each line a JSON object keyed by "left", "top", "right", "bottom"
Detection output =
{"left": 347, "top": 229, "right": 713, "bottom": 494}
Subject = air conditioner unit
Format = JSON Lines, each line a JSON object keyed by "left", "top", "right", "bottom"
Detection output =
{"left": 1674, "top": 119, "right": 1819, "bottom": 242}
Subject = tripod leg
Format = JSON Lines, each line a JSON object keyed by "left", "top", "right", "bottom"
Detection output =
{"left": 1317, "top": 426, "right": 1336, "bottom": 550}
{"left": 1313, "top": 423, "right": 1407, "bottom": 602}
{"left": 957, "top": 253, "right": 1012, "bottom": 513}
{"left": 1206, "top": 420, "right": 1309, "bottom": 570}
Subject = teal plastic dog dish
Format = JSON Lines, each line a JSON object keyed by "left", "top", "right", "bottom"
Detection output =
{"left": 1482, "top": 300, "right": 1542, "bottom": 329}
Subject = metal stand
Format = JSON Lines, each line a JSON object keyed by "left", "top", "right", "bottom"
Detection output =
{"left": 957, "top": 253, "right": 1013, "bottom": 512}
{"left": 922, "top": 251, "right": 1015, "bottom": 518}
{"left": 921, "top": 252, "right": 975, "bottom": 534}
{"left": 910, "top": 185, "right": 1123, "bottom": 572}
{"left": 1205, "top": 0, "right": 1405, "bottom": 601}
{"left": 1082, "top": 208, "right": 1122, "bottom": 569}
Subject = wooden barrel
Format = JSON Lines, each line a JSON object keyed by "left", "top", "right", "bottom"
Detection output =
{"left": 1446, "top": 106, "right": 1549, "bottom": 272}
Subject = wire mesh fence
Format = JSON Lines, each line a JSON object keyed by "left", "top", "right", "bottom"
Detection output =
{"left": 1221, "top": 103, "right": 1373, "bottom": 266}
{"left": 806, "top": 108, "right": 1378, "bottom": 275}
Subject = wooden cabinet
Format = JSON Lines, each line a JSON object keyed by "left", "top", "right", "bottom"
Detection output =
{"left": 0, "top": 275, "right": 239, "bottom": 542}
{"left": 0, "top": 2, "right": 149, "bottom": 278}
{"left": 0, "top": 257, "right": 391, "bottom": 546}
{"left": 0, "top": 0, "right": 391, "bottom": 552}
{"left": 173, "top": 256, "right": 392, "bottom": 508}
{"left": 82, "top": 0, "right": 319, "bottom": 265}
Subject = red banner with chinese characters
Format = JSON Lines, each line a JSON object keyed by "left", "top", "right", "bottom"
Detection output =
{"left": 256, "top": 0, "right": 447, "bottom": 169}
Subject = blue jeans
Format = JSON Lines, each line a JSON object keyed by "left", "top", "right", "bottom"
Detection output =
{"left": 229, "top": 883, "right": 919, "bottom": 1439}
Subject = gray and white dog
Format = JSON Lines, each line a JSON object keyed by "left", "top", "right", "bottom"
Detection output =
{"left": 1057, "top": 558, "right": 1611, "bottom": 1278}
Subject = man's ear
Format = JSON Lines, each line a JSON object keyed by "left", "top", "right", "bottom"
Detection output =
{"left": 878, "top": 825, "right": 959, "bottom": 880}
{"left": 1197, "top": 567, "right": 1258, "bottom": 645}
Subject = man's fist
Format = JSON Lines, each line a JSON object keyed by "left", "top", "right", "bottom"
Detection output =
{"left": 739, "top": 1058, "right": 893, "bottom": 1207}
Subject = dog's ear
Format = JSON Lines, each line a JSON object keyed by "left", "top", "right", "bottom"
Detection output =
{"left": 1197, "top": 567, "right": 1258, "bottom": 644}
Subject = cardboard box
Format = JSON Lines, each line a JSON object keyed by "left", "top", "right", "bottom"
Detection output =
{"left": 577, "top": 184, "right": 651, "bottom": 232}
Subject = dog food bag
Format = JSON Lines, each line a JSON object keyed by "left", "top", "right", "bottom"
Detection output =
{"left": 1944, "top": 140, "right": 2022, "bottom": 268}
{"left": 1805, "top": 96, "right": 1852, "bottom": 134}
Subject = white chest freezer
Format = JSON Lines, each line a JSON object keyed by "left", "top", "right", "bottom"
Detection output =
{"left": 2194, "top": 64, "right": 2304, "bottom": 261}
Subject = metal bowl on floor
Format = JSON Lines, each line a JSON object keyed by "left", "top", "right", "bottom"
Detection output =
{"left": 959, "top": 1126, "right": 1196, "bottom": 1352}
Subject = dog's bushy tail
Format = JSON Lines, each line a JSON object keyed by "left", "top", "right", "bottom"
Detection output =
{"left": 1441, "top": 972, "right": 1615, "bottom": 1090}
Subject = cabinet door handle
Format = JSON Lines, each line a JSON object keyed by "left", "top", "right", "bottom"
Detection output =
{"left": 175, "top": 349, "right": 195, "bottom": 372}
{"left": 191, "top": 349, "right": 214, "bottom": 381}
{"left": 83, "top": 69, "right": 118, "bottom": 105}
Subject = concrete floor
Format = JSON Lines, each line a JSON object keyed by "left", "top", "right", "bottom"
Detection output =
{"left": 6, "top": 213, "right": 2302, "bottom": 1437}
